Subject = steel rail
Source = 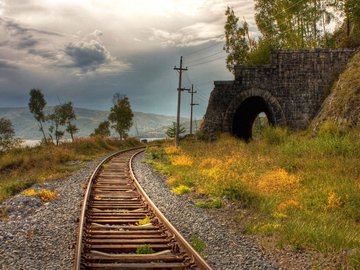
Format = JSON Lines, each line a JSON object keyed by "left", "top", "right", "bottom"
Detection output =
{"left": 74, "top": 146, "right": 144, "bottom": 270}
{"left": 74, "top": 146, "right": 213, "bottom": 270}
{"left": 129, "top": 150, "right": 213, "bottom": 270}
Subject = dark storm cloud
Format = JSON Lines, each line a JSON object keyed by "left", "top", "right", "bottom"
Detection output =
{"left": 16, "top": 36, "right": 38, "bottom": 49}
{"left": 0, "top": 18, "right": 61, "bottom": 37}
{"left": 27, "top": 48, "right": 56, "bottom": 60}
{"left": 64, "top": 40, "right": 111, "bottom": 72}
{"left": 0, "top": 17, "right": 61, "bottom": 59}
{"left": 0, "top": 59, "right": 17, "bottom": 69}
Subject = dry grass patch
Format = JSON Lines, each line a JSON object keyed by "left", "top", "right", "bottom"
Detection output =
{"left": 146, "top": 127, "right": 360, "bottom": 268}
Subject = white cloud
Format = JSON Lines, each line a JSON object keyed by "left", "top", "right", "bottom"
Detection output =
{"left": 146, "top": 0, "right": 256, "bottom": 48}
{"left": 0, "top": 1, "right": 4, "bottom": 16}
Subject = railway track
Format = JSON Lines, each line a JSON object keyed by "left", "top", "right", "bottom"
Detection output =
{"left": 74, "top": 147, "right": 213, "bottom": 270}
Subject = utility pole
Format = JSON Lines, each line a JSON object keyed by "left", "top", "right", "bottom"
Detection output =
{"left": 134, "top": 120, "right": 139, "bottom": 138}
{"left": 174, "top": 56, "right": 189, "bottom": 147}
{"left": 188, "top": 84, "right": 198, "bottom": 135}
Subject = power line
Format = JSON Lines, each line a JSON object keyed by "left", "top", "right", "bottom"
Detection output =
{"left": 183, "top": 37, "right": 224, "bottom": 57}
{"left": 184, "top": 50, "right": 226, "bottom": 66}
{"left": 188, "top": 55, "right": 226, "bottom": 68}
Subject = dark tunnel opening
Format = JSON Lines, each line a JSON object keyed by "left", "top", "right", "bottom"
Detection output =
{"left": 232, "top": 96, "right": 275, "bottom": 141}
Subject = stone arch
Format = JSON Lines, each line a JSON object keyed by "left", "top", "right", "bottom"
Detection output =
{"left": 224, "top": 88, "right": 286, "bottom": 140}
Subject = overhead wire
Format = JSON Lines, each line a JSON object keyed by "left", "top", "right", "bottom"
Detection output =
{"left": 184, "top": 50, "right": 226, "bottom": 66}
{"left": 188, "top": 55, "right": 226, "bottom": 68}
{"left": 183, "top": 35, "right": 224, "bottom": 57}
{"left": 182, "top": 72, "right": 211, "bottom": 109}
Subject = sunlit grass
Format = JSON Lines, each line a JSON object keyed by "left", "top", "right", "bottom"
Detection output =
{"left": 171, "top": 184, "right": 191, "bottom": 195}
{"left": 146, "top": 124, "right": 360, "bottom": 267}
{"left": 0, "top": 137, "right": 141, "bottom": 202}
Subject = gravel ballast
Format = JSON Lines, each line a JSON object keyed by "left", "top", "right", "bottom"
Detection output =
{"left": 132, "top": 152, "right": 277, "bottom": 270}
{"left": 0, "top": 158, "right": 104, "bottom": 270}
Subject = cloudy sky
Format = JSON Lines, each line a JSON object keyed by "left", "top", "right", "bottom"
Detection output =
{"left": 0, "top": 0, "right": 256, "bottom": 118}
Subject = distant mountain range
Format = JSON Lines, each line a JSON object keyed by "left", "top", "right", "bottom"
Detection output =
{"left": 0, "top": 107, "right": 200, "bottom": 140}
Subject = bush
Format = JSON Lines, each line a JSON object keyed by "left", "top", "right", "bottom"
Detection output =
{"left": 0, "top": 118, "right": 18, "bottom": 152}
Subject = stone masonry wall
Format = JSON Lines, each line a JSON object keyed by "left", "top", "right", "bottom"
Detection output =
{"left": 202, "top": 48, "right": 356, "bottom": 137}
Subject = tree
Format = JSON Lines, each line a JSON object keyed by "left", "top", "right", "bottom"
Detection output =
{"left": 28, "top": 88, "right": 47, "bottom": 142}
{"left": 224, "top": 1, "right": 358, "bottom": 71}
{"left": 108, "top": 94, "right": 133, "bottom": 140}
{"left": 61, "top": 102, "right": 78, "bottom": 142}
{"left": 0, "top": 118, "right": 17, "bottom": 152}
{"left": 224, "top": 7, "right": 255, "bottom": 73}
{"left": 47, "top": 102, "right": 78, "bottom": 145}
{"left": 47, "top": 105, "right": 65, "bottom": 146}
{"left": 331, "top": 0, "right": 360, "bottom": 47}
{"left": 166, "top": 122, "right": 186, "bottom": 138}
{"left": 90, "top": 121, "right": 111, "bottom": 137}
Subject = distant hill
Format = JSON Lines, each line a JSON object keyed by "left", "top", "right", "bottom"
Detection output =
{"left": 0, "top": 107, "right": 197, "bottom": 139}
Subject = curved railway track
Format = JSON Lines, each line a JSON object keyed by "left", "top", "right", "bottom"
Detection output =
{"left": 74, "top": 147, "right": 213, "bottom": 270}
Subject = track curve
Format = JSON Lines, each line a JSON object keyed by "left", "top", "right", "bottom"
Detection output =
{"left": 74, "top": 147, "right": 213, "bottom": 270}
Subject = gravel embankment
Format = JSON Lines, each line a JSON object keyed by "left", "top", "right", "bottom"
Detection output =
{"left": 0, "top": 158, "right": 103, "bottom": 270}
{"left": 132, "top": 152, "right": 278, "bottom": 270}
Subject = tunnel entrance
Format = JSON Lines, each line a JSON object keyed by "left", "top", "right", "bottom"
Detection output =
{"left": 232, "top": 96, "right": 275, "bottom": 141}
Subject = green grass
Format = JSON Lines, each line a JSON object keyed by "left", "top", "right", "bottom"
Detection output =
{"left": 195, "top": 198, "right": 223, "bottom": 209}
{"left": 171, "top": 185, "right": 191, "bottom": 195}
{"left": 135, "top": 244, "right": 155, "bottom": 254}
{"left": 145, "top": 125, "right": 360, "bottom": 267}
{"left": 190, "top": 235, "right": 207, "bottom": 256}
{"left": 0, "top": 137, "right": 141, "bottom": 202}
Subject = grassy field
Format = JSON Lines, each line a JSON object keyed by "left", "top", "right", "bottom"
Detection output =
{"left": 0, "top": 137, "right": 141, "bottom": 202}
{"left": 146, "top": 123, "right": 360, "bottom": 268}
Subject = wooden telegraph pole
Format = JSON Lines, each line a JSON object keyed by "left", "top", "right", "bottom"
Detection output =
{"left": 174, "top": 56, "right": 189, "bottom": 147}
{"left": 188, "top": 84, "right": 198, "bottom": 135}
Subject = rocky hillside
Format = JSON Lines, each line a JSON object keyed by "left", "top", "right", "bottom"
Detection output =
{"left": 313, "top": 50, "right": 360, "bottom": 129}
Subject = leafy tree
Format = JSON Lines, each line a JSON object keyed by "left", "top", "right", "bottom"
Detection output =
{"left": 224, "top": 1, "right": 359, "bottom": 71}
{"left": 224, "top": 7, "right": 255, "bottom": 72}
{"left": 47, "top": 105, "right": 66, "bottom": 146}
{"left": 28, "top": 88, "right": 47, "bottom": 142}
{"left": 0, "top": 118, "right": 17, "bottom": 152}
{"left": 47, "top": 102, "right": 78, "bottom": 145}
{"left": 90, "top": 120, "right": 111, "bottom": 137}
{"left": 331, "top": 0, "right": 360, "bottom": 47}
{"left": 61, "top": 102, "right": 78, "bottom": 142}
{"left": 108, "top": 94, "right": 133, "bottom": 140}
{"left": 254, "top": 0, "right": 332, "bottom": 48}
{"left": 166, "top": 122, "right": 186, "bottom": 138}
